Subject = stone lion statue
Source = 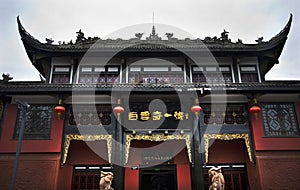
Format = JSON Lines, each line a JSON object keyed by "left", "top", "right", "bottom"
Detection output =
{"left": 99, "top": 171, "right": 114, "bottom": 190}
{"left": 208, "top": 166, "right": 225, "bottom": 190}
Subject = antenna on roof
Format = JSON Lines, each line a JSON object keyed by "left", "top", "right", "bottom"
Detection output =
{"left": 151, "top": 12, "right": 156, "bottom": 36}
{"left": 153, "top": 12, "right": 154, "bottom": 26}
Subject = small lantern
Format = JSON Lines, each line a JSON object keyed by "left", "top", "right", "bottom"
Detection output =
{"left": 249, "top": 105, "right": 261, "bottom": 117}
{"left": 113, "top": 106, "right": 124, "bottom": 117}
{"left": 191, "top": 105, "right": 203, "bottom": 116}
{"left": 54, "top": 105, "right": 65, "bottom": 119}
{"left": 249, "top": 98, "right": 261, "bottom": 119}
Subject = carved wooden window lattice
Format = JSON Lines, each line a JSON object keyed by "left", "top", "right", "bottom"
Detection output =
{"left": 51, "top": 65, "right": 71, "bottom": 84}
{"left": 202, "top": 104, "right": 247, "bottom": 125}
{"left": 261, "top": 103, "right": 299, "bottom": 136}
{"left": 192, "top": 65, "right": 233, "bottom": 83}
{"left": 128, "top": 65, "right": 184, "bottom": 84}
{"left": 239, "top": 65, "right": 259, "bottom": 83}
{"left": 71, "top": 165, "right": 113, "bottom": 190}
{"left": 14, "top": 105, "right": 53, "bottom": 140}
{"left": 78, "top": 65, "right": 120, "bottom": 84}
{"left": 72, "top": 168, "right": 100, "bottom": 190}
{"left": 69, "top": 105, "right": 112, "bottom": 126}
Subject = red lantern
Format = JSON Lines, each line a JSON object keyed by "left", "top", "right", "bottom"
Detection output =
{"left": 249, "top": 105, "right": 261, "bottom": 114}
{"left": 191, "top": 105, "right": 203, "bottom": 113}
{"left": 113, "top": 106, "right": 124, "bottom": 117}
{"left": 249, "top": 105, "right": 261, "bottom": 119}
{"left": 191, "top": 105, "right": 202, "bottom": 116}
{"left": 54, "top": 105, "right": 66, "bottom": 119}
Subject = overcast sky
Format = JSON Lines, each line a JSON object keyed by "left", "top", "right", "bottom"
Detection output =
{"left": 1, "top": 0, "right": 299, "bottom": 81}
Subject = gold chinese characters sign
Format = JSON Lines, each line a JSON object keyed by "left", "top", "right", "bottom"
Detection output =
{"left": 128, "top": 111, "right": 189, "bottom": 121}
{"left": 142, "top": 153, "right": 173, "bottom": 163}
{"left": 204, "top": 133, "right": 254, "bottom": 163}
{"left": 62, "top": 134, "right": 112, "bottom": 164}
{"left": 125, "top": 134, "right": 192, "bottom": 163}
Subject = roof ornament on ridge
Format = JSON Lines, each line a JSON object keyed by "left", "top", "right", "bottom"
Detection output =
{"left": 0, "top": 73, "right": 13, "bottom": 83}
{"left": 255, "top": 37, "right": 265, "bottom": 44}
{"left": 146, "top": 12, "right": 162, "bottom": 40}
{"left": 220, "top": 29, "right": 231, "bottom": 42}
{"left": 76, "top": 29, "right": 86, "bottom": 43}
{"left": 165, "top": 33, "right": 174, "bottom": 40}
{"left": 135, "top": 33, "right": 144, "bottom": 40}
{"left": 146, "top": 25, "right": 162, "bottom": 40}
{"left": 45, "top": 38, "right": 54, "bottom": 44}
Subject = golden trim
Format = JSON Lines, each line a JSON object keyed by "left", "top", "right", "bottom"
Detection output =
{"left": 204, "top": 133, "right": 253, "bottom": 163}
{"left": 125, "top": 134, "right": 192, "bottom": 163}
{"left": 62, "top": 134, "right": 112, "bottom": 164}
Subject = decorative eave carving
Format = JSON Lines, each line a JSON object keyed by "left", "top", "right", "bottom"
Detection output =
{"left": 203, "top": 133, "right": 254, "bottom": 164}
{"left": 62, "top": 134, "right": 112, "bottom": 165}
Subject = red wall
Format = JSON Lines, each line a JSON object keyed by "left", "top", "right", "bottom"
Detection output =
{"left": 207, "top": 139, "right": 249, "bottom": 163}
{"left": 256, "top": 151, "right": 300, "bottom": 190}
{"left": 65, "top": 140, "right": 109, "bottom": 165}
{"left": 250, "top": 102, "right": 300, "bottom": 151}
{"left": 177, "top": 164, "right": 192, "bottom": 190}
{"left": 124, "top": 167, "right": 139, "bottom": 190}
{"left": 0, "top": 104, "right": 64, "bottom": 153}
{"left": 0, "top": 153, "right": 60, "bottom": 190}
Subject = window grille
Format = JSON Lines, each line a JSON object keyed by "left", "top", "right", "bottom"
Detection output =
{"left": 72, "top": 166, "right": 102, "bottom": 190}
{"left": 239, "top": 65, "right": 259, "bottom": 82}
{"left": 128, "top": 65, "right": 184, "bottom": 84}
{"left": 261, "top": 103, "right": 299, "bottom": 136}
{"left": 192, "top": 65, "right": 232, "bottom": 83}
{"left": 69, "top": 105, "right": 112, "bottom": 126}
{"left": 78, "top": 65, "right": 120, "bottom": 84}
{"left": 51, "top": 66, "right": 71, "bottom": 83}
{"left": 14, "top": 105, "right": 53, "bottom": 140}
{"left": 202, "top": 104, "right": 247, "bottom": 125}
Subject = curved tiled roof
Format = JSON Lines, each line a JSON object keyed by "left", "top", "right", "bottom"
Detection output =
{"left": 17, "top": 15, "right": 292, "bottom": 53}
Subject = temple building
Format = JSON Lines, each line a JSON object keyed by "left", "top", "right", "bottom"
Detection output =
{"left": 0, "top": 15, "right": 300, "bottom": 189}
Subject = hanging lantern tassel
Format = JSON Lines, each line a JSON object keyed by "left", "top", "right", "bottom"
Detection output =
{"left": 191, "top": 105, "right": 203, "bottom": 116}
{"left": 249, "top": 105, "right": 261, "bottom": 119}
{"left": 113, "top": 106, "right": 124, "bottom": 119}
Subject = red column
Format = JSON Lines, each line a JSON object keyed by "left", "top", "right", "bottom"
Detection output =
{"left": 124, "top": 167, "right": 139, "bottom": 190}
